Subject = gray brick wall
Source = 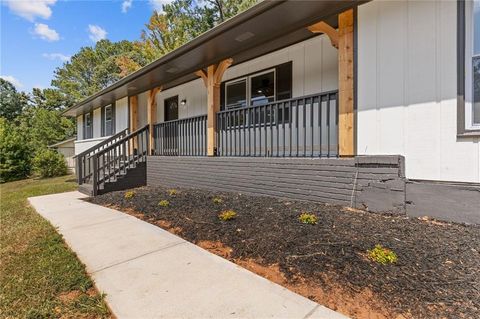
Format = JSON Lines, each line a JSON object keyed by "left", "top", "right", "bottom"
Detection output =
{"left": 147, "top": 155, "right": 406, "bottom": 214}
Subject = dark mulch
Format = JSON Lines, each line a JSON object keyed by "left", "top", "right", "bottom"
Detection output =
{"left": 90, "top": 186, "right": 480, "bottom": 319}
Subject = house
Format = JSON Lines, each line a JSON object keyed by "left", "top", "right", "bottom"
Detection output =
{"left": 64, "top": 0, "right": 480, "bottom": 223}
{"left": 48, "top": 137, "right": 76, "bottom": 173}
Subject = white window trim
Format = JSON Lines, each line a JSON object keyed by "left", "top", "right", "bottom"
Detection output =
{"left": 465, "top": 0, "right": 480, "bottom": 129}
{"left": 224, "top": 68, "right": 276, "bottom": 109}
{"left": 104, "top": 104, "right": 113, "bottom": 136}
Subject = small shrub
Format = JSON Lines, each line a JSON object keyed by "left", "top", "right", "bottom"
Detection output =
{"left": 158, "top": 200, "right": 170, "bottom": 207}
{"left": 218, "top": 210, "right": 237, "bottom": 221}
{"left": 298, "top": 212, "right": 318, "bottom": 225}
{"left": 167, "top": 189, "right": 178, "bottom": 196}
{"left": 368, "top": 244, "right": 398, "bottom": 265}
{"left": 212, "top": 197, "right": 223, "bottom": 204}
{"left": 32, "top": 148, "right": 68, "bottom": 178}
{"left": 124, "top": 191, "right": 135, "bottom": 199}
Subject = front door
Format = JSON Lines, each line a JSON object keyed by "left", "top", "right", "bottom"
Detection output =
{"left": 164, "top": 96, "right": 179, "bottom": 154}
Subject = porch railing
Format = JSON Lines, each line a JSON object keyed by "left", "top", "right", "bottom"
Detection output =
{"left": 216, "top": 91, "right": 338, "bottom": 157}
{"left": 153, "top": 114, "right": 207, "bottom": 156}
{"left": 75, "top": 128, "right": 128, "bottom": 185}
{"left": 91, "top": 125, "right": 149, "bottom": 196}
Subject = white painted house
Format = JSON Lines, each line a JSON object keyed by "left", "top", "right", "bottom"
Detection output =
{"left": 65, "top": 0, "right": 480, "bottom": 223}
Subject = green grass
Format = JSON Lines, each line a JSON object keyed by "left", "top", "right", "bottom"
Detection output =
{"left": 0, "top": 175, "right": 110, "bottom": 319}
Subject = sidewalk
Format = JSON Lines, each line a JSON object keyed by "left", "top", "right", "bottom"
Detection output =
{"left": 29, "top": 191, "right": 348, "bottom": 319}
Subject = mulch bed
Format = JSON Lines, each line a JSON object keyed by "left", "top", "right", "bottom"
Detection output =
{"left": 89, "top": 186, "right": 480, "bottom": 319}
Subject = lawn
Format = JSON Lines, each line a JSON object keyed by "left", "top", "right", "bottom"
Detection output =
{"left": 0, "top": 175, "right": 110, "bottom": 319}
{"left": 92, "top": 185, "right": 480, "bottom": 319}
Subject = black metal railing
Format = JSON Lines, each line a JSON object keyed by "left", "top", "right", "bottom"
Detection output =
{"left": 153, "top": 114, "right": 207, "bottom": 156}
{"left": 75, "top": 129, "right": 128, "bottom": 185}
{"left": 216, "top": 91, "right": 338, "bottom": 157}
{"left": 91, "top": 125, "right": 149, "bottom": 196}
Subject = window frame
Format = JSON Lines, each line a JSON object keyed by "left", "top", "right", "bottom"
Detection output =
{"left": 104, "top": 104, "right": 113, "bottom": 136}
{"left": 458, "top": 0, "right": 480, "bottom": 136}
{"left": 84, "top": 112, "right": 93, "bottom": 139}
{"left": 224, "top": 68, "right": 276, "bottom": 110}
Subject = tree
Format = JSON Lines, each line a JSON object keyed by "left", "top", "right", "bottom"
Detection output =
{"left": 51, "top": 39, "right": 148, "bottom": 102}
{"left": 30, "top": 87, "right": 75, "bottom": 111}
{"left": 19, "top": 108, "right": 75, "bottom": 151}
{"left": 0, "top": 118, "right": 32, "bottom": 182}
{"left": 0, "top": 79, "right": 29, "bottom": 121}
{"left": 140, "top": 0, "right": 257, "bottom": 62}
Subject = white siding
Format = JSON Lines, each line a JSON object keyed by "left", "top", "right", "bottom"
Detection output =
{"left": 357, "top": 0, "right": 480, "bottom": 183}
{"left": 153, "top": 34, "right": 338, "bottom": 122}
{"left": 93, "top": 108, "right": 102, "bottom": 138}
{"left": 115, "top": 96, "right": 129, "bottom": 132}
{"left": 76, "top": 115, "right": 83, "bottom": 140}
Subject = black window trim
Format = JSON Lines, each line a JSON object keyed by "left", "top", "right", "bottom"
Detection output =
{"left": 101, "top": 103, "right": 116, "bottom": 137}
{"left": 83, "top": 111, "right": 93, "bottom": 140}
{"left": 458, "top": 0, "right": 480, "bottom": 136}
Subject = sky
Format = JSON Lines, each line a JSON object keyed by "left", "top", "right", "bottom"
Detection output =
{"left": 0, "top": 0, "right": 174, "bottom": 93}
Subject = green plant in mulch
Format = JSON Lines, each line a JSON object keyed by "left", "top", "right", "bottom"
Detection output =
{"left": 212, "top": 197, "right": 223, "bottom": 204}
{"left": 298, "top": 212, "right": 318, "bottom": 225}
{"left": 167, "top": 189, "right": 178, "bottom": 196}
{"left": 368, "top": 244, "right": 398, "bottom": 265}
{"left": 218, "top": 210, "right": 237, "bottom": 221}
{"left": 124, "top": 191, "right": 135, "bottom": 199}
{"left": 158, "top": 200, "right": 170, "bottom": 207}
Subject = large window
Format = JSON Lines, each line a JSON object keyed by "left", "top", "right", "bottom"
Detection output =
{"left": 224, "top": 69, "right": 275, "bottom": 109}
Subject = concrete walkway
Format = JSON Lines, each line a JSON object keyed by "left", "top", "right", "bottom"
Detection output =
{"left": 29, "top": 191, "right": 348, "bottom": 319}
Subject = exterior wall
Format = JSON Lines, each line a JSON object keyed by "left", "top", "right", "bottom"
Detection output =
{"left": 74, "top": 136, "right": 108, "bottom": 155}
{"left": 155, "top": 33, "right": 339, "bottom": 123}
{"left": 116, "top": 96, "right": 129, "bottom": 132}
{"left": 147, "top": 155, "right": 406, "bottom": 214}
{"left": 357, "top": 0, "right": 480, "bottom": 183}
{"left": 76, "top": 115, "right": 83, "bottom": 140}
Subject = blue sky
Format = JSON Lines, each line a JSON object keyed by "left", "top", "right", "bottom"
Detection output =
{"left": 1, "top": 0, "right": 173, "bottom": 93}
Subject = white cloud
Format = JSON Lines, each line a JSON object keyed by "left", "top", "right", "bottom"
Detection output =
{"left": 122, "top": 0, "right": 132, "bottom": 13}
{"left": 88, "top": 24, "right": 107, "bottom": 42}
{"left": 148, "top": 0, "right": 174, "bottom": 12}
{"left": 42, "top": 53, "right": 70, "bottom": 62}
{"left": 4, "top": 0, "right": 56, "bottom": 21}
{"left": 0, "top": 75, "right": 24, "bottom": 89}
{"left": 33, "top": 23, "right": 59, "bottom": 41}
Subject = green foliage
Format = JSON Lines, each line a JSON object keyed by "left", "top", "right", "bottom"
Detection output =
{"left": 0, "top": 119, "right": 32, "bottom": 182}
{"left": 298, "top": 213, "right": 318, "bottom": 225}
{"left": 124, "top": 191, "right": 136, "bottom": 199}
{"left": 158, "top": 199, "right": 170, "bottom": 207}
{"left": 167, "top": 189, "right": 178, "bottom": 196}
{"left": 30, "top": 87, "right": 74, "bottom": 111}
{"left": 19, "top": 108, "right": 75, "bottom": 152}
{"left": 213, "top": 197, "right": 223, "bottom": 204}
{"left": 0, "top": 78, "right": 29, "bottom": 121}
{"left": 218, "top": 210, "right": 237, "bottom": 221}
{"left": 367, "top": 244, "right": 398, "bottom": 265}
{"left": 32, "top": 149, "right": 68, "bottom": 178}
{"left": 52, "top": 39, "right": 148, "bottom": 101}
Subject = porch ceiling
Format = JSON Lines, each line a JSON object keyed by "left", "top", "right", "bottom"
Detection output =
{"left": 63, "top": 0, "right": 367, "bottom": 117}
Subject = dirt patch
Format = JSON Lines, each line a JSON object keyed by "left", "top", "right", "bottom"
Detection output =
{"left": 58, "top": 290, "right": 82, "bottom": 303}
{"left": 90, "top": 185, "right": 480, "bottom": 319}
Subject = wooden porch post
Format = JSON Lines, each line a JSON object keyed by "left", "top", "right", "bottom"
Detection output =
{"left": 338, "top": 9, "right": 355, "bottom": 157}
{"left": 147, "top": 87, "right": 162, "bottom": 155}
{"left": 196, "top": 58, "right": 233, "bottom": 156}
{"left": 129, "top": 95, "right": 138, "bottom": 154}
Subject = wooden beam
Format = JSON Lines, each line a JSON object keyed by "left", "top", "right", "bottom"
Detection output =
{"left": 147, "top": 87, "right": 162, "bottom": 155}
{"left": 338, "top": 9, "right": 355, "bottom": 157}
{"left": 197, "top": 58, "right": 233, "bottom": 156}
{"left": 308, "top": 21, "right": 339, "bottom": 49}
{"left": 195, "top": 69, "right": 208, "bottom": 87}
{"left": 129, "top": 95, "right": 138, "bottom": 154}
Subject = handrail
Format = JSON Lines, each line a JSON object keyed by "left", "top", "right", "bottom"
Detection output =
{"left": 74, "top": 128, "right": 128, "bottom": 159}
{"left": 90, "top": 125, "right": 149, "bottom": 196}
{"left": 154, "top": 114, "right": 208, "bottom": 126}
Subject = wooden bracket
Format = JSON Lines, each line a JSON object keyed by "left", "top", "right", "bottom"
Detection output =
{"left": 195, "top": 58, "right": 233, "bottom": 87}
{"left": 195, "top": 69, "right": 208, "bottom": 87}
{"left": 307, "top": 21, "right": 339, "bottom": 49}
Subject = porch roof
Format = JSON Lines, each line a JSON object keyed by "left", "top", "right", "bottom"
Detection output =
{"left": 63, "top": 0, "right": 365, "bottom": 117}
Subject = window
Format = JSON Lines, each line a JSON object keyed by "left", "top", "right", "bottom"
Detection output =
{"left": 224, "top": 69, "right": 275, "bottom": 109}
{"left": 104, "top": 105, "right": 113, "bottom": 136}
{"left": 84, "top": 112, "right": 92, "bottom": 139}
{"left": 225, "top": 79, "right": 247, "bottom": 109}
{"left": 164, "top": 96, "right": 179, "bottom": 121}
